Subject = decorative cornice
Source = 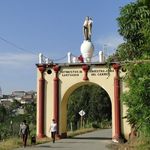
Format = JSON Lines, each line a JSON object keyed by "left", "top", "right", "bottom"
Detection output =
{"left": 37, "top": 64, "right": 46, "bottom": 73}
{"left": 53, "top": 65, "right": 60, "bottom": 73}
{"left": 82, "top": 64, "right": 89, "bottom": 71}
{"left": 112, "top": 63, "right": 120, "bottom": 70}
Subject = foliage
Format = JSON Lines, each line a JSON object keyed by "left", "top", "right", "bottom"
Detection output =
{"left": 0, "top": 100, "right": 36, "bottom": 140}
{"left": 112, "top": 0, "right": 150, "bottom": 138}
{"left": 115, "top": 0, "right": 150, "bottom": 61}
{"left": 122, "top": 62, "right": 150, "bottom": 136}
{"left": 67, "top": 84, "right": 111, "bottom": 130}
{"left": 0, "top": 105, "right": 7, "bottom": 122}
{"left": 0, "top": 136, "right": 51, "bottom": 150}
{"left": 23, "top": 102, "right": 36, "bottom": 125}
{"left": 0, "top": 137, "right": 22, "bottom": 150}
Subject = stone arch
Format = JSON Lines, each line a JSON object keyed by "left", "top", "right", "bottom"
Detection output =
{"left": 60, "top": 81, "right": 112, "bottom": 137}
{"left": 36, "top": 63, "right": 131, "bottom": 141}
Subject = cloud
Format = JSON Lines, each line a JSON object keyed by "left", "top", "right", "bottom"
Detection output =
{"left": 0, "top": 52, "right": 38, "bottom": 94}
{"left": 94, "top": 35, "right": 124, "bottom": 55}
{"left": 0, "top": 52, "right": 38, "bottom": 68}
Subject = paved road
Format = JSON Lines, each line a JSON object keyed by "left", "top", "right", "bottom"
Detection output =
{"left": 15, "top": 129, "right": 112, "bottom": 150}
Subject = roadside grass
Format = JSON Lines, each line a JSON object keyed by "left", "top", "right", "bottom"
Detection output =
{"left": 135, "top": 136, "right": 150, "bottom": 150}
{"left": 0, "top": 128, "right": 95, "bottom": 150}
{"left": 108, "top": 136, "right": 150, "bottom": 150}
{"left": 2, "top": 128, "right": 150, "bottom": 150}
{"left": 0, "top": 136, "right": 51, "bottom": 150}
{"left": 0, "top": 137, "right": 22, "bottom": 150}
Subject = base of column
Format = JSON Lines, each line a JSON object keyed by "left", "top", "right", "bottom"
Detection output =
{"left": 56, "top": 134, "right": 61, "bottom": 139}
{"left": 61, "top": 132, "right": 67, "bottom": 138}
{"left": 37, "top": 134, "right": 45, "bottom": 139}
{"left": 112, "top": 136, "right": 125, "bottom": 143}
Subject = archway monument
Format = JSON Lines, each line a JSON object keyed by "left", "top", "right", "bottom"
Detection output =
{"left": 36, "top": 17, "right": 131, "bottom": 142}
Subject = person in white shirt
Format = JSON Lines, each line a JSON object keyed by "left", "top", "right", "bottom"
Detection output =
{"left": 19, "top": 120, "right": 30, "bottom": 147}
{"left": 49, "top": 119, "right": 57, "bottom": 143}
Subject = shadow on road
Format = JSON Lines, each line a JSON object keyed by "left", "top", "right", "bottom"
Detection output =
{"left": 68, "top": 137, "right": 112, "bottom": 140}
{"left": 37, "top": 144, "right": 71, "bottom": 149}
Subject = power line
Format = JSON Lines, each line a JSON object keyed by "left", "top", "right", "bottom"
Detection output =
{"left": 0, "top": 35, "right": 68, "bottom": 62}
{"left": 0, "top": 35, "right": 37, "bottom": 55}
{"left": 93, "top": 53, "right": 98, "bottom": 57}
{"left": 0, "top": 35, "right": 103, "bottom": 63}
{"left": 52, "top": 55, "right": 67, "bottom": 62}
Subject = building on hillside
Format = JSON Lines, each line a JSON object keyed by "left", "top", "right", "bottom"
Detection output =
{"left": 20, "top": 99, "right": 33, "bottom": 104}
{"left": 27, "top": 91, "right": 37, "bottom": 99}
{"left": 23, "top": 94, "right": 33, "bottom": 99}
{"left": 0, "top": 100, "right": 13, "bottom": 108}
{"left": 21, "top": 94, "right": 34, "bottom": 104}
{"left": 27, "top": 90, "right": 36, "bottom": 95}
{"left": 12, "top": 91, "right": 26, "bottom": 98}
{"left": 0, "top": 94, "right": 14, "bottom": 103}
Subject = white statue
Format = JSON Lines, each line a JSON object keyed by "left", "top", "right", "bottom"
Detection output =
{"left": 83, "top": 16, "right": 93, "bottom": 41}
{"left": 81, "top": 17, "right": 94, "bottom": 63}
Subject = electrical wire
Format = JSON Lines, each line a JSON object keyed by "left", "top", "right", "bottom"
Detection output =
{"left": 52, "top": 55, "right": 67, "bottom": 62}
{"left": 93, "top": 53, "right": 98, "bottom": 57}
{"left": 0, "top": 35, "right": 37, "bottom": 55}
{"left": 0, "top": 35, "right": 67, "bottom": 62}
{"left": 0, "top": 35, "right": 103, "bottom": 63}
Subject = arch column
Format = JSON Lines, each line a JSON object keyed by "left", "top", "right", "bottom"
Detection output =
{"left": 37, "top": 65, "right": 46, "bottom": 138}
{"left": 82, "top": 65, "right": 89, "bottom": 80}
{"left": 113, "top": 63, "right": 121, "bottom": 141}
{"left": 53, "top": 65, "right": 60, "bottom": 135}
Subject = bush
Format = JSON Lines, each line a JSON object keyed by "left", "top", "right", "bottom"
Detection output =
{"left": 92, "top": 123, "right": 99, "bottom": 129}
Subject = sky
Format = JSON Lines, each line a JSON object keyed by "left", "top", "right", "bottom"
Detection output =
{"left": 0, "top": 0, "right": 134, "bottom": 94}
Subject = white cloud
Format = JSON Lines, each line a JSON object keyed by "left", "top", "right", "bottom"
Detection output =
{"left": 0, "top": 52, "right": 38, "bottom": 94}
{"left": 0, "top": 52, "right": 38, "bottom": 68}
{"left": 94, "top": 35, "right": 124, "bottom": 55}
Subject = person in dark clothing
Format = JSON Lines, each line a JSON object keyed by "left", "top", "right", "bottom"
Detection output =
{"left": 20, "top": 120, "right": 30, "bottom": 147}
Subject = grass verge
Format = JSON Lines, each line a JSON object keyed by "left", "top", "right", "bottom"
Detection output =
{"left": 0, "top": 128, "right": 95, "bottom": 150}
{"left": 108, "top": 136, "right": 150, "bottom": 150}
{"left": 0, "top": 136, "right": 51, "bottom": 150}
{"left": 0, "top": 138, "right": 22, "bottom": 150}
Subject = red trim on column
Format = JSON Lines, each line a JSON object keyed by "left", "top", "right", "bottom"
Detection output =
{"left": 37, "top": 65, "right": 46, "bottom": 138}
{"left": 53, "top": 65, "right": 60, "bottom": 135}
{"left": 82, "top": 65, "right": 89, "bottom": 80}
{"left": 113, "top": 64, "right": 121, "bottom": 141}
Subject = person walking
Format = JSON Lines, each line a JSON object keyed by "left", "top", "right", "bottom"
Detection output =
{"left": 19, "top": 120, "right": 30, "bottom": 147}
{"left": 49, "top": 119, "right": 57, "bottom": 143}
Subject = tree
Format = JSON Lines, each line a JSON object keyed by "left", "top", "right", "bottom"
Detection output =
{"left": 88, "top": 85, "right": 111, "bottom": 123}
{"left": 122, "top": 62, "right": 150, "bottom": 136}
{"left": 67, "top": 84, "right": 111, "bottom": 130}
{"left": 116, "top": 1, "right": 150, "bottom": 61}
{"left": 24, "top": 102, "right": 36, "bottom": 125}
{"left": 0, "top": 100, "right": 37, "bottom": 139}
{"left": 113, "top": 0, "right": 150, "bottom": 139}
{"left": 0, "top": 105, "right": 7, "bottom": 122}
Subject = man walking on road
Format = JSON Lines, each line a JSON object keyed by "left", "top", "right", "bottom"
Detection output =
{"left": 19, "top": 120, "right": 30, "bottom": 147}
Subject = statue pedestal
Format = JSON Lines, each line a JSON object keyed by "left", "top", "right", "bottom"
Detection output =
{"left": 80, "top": 40, "right": 94, "bottom": 63}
